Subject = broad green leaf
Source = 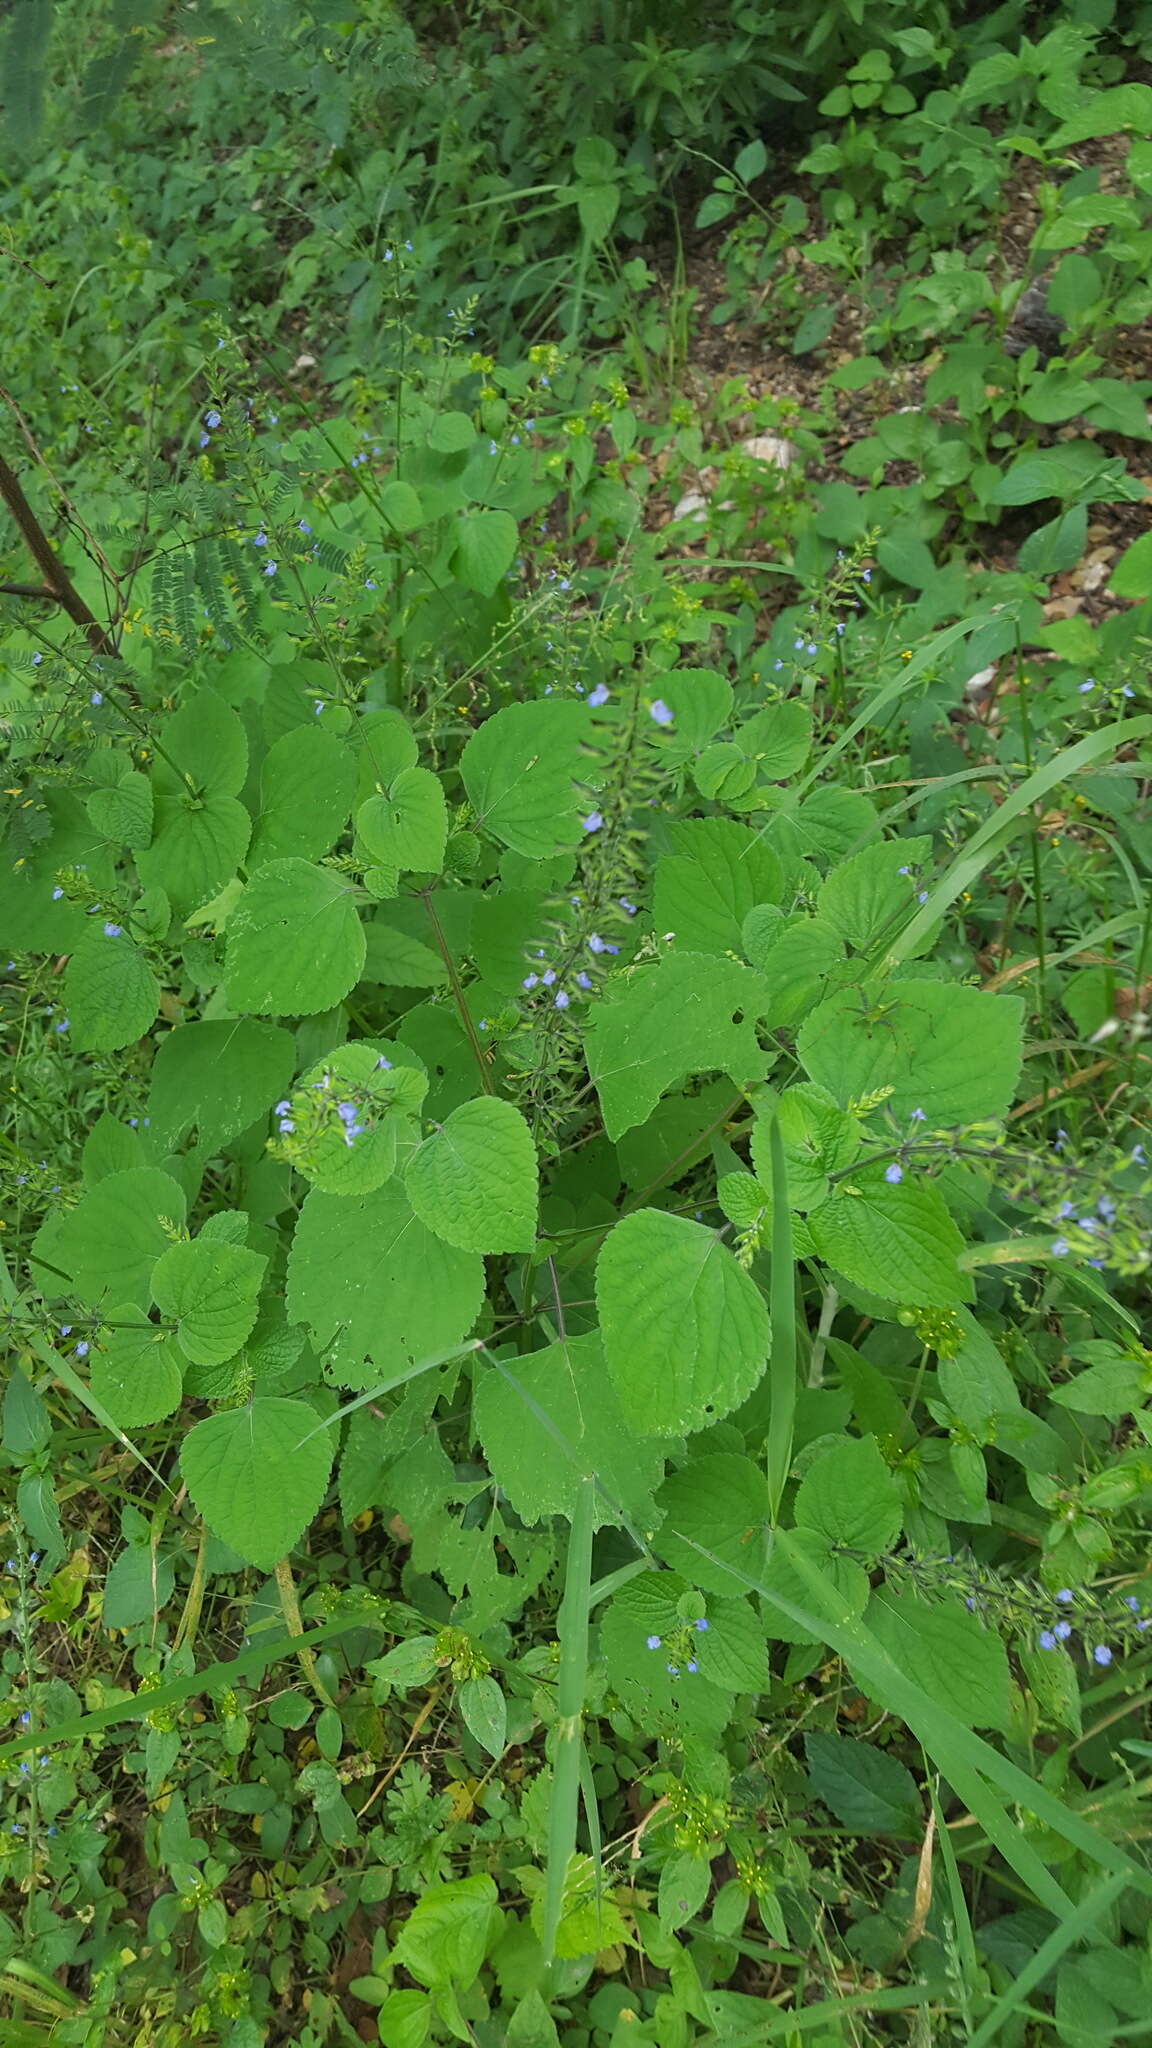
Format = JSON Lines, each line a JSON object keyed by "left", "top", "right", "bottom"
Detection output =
{"left": 798, "top": 980, "right": 1024, "bottom": 1125}
{"left": 406, "top": 1096, "right": 538, "bottom": 1252}
{"left": 600, "top": 1575, "right": 732, "bottom": 1741}
{"left": 794, "top": 1436, "right": 903, "bottom": 1556}
{"left": 285, "top": 1179, "right": 484, "bottom": 1388}
{"left": 753, "top": 1083, "right": 860, "bottom": 1212}
{"left": 249, "top": 727, "right": 357, "bottom": 868}
{"left": 597, "top": 1210, "right": 770, "bottom": 1435}
{"left": 62, "top": 931, "right": 159, "bottom": 1053}
{"left": 653, "top": 817, "right": 783, "bottom": 956}
{"left": 225, "top": 858, "right": 366, "bottom": 1016}
{"left": 659, "top": 1852, "right": 712, "bottom": 1932}
{"left": 743, "top": 915, "right": 849, "bottom": 1027}
{"left": 474, "top": 1334, "right": 665, "bottom": 1528}
{"left": 584, "top": 950, "right": 771, "bottom": 1141}
{"left": 764, "top": 785, "right": 879, "bottom": 865}
{"left": 362, "top": 915, "right": 448, "bottom": 988}
{"left": 135, "top": 792, "right": 251, "bottom": 914}
{"left": 469, "top": 889, "right": 550, "bottom": 992}
{"left": 986, "top": 442, "right": 1127, "bottom": 506}
{"left": 357, "top": 765, "right": 448, "bottom": 874}
{"left": 644, "top": 667, "right": 733, "bottom": 759}
{"left": 378, "top": 478, "right": 426, "bottom": 532}
{"left": 804, "top": 1732, "right": 920, "bottom": 1835}
{"left": 461, "top": 700, "right": 590, "bottom": 858}
{"left": 151, "top": 687, "right": 249, "bottom": 798}
{"left": 282, "top": 1044, "right": 425, "bottom": 1196}
{"left": 150, "top": 1239, "right": 266, "bottom": 1367}
{"left": 148, "top": 1018, "right": 296, "bottom": 1155}
{"left": 87, "top": 770, "right": 152, "bottom": 849}
{"left": 3, "top": 1369, "right": 50, "bottom": 1455}
{"left": 654, "top": 1454, "right": 771, "bottom": 1594}
{"left": 458, "top": 1675, "right": 506, "bottom": 1759}
{"left": 758, "top": 1527, "right": 871, "bottom": 1644}
{"left": 816, "top": 838, "right": 933, "bottom": 954}
{"left": 452, "top": 509, "right": 518, "bottom": 595}
{"left": 30, "top": 1168, "right": 187, "bottom": 1309}
{"left": 180, "top": 1397, "right": 335, "bottom": 1571}
{"left": 103, "top": 1543, "right": 176, "bottom": 1631}
{"left": 808, "top": 1168, "right": 971, "bottom": 1306}
{"left": 737, "top": 699, "right": 813, "bottom": 781}
{"left": 391, "top": 1874, "right": 499, "bottom": 1990}
{"left": 90, "top": 1306, "right": 184, "bottom": 1426}
{"left": 1110, "top": 530, "right": 1152, "bottom": 601}
{"left": 356, "top": 707, "right": 419, "bottom": 791}
{"left": 865, "top": 1587, "right": 1013, "bottom": 1732}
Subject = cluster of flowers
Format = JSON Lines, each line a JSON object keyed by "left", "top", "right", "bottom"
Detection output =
{"left": 645, "top": 1616, "right": 710, "bottom": 1678}
{"left": 1034, "top": 1585, "right": 1148, "bottom": 1666}
{"left": 274, "top": 1057, "right": 392, "bottom": 1151}
{"left": 883, "top": 1549, "right": 1147, "bottom": 1670}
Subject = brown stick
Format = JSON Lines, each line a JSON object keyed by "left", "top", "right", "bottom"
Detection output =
{"left": 0, "top": 450, "right": 119, "bottom": 657}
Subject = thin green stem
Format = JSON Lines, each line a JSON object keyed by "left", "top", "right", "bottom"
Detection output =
{"left": 764, "top": 1110, "right": 796, "bottom": 1524}
{"left": 543, "top": 1475, "right": 595, "bottom": 1967}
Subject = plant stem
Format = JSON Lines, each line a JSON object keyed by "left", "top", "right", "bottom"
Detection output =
{"left": 275, "top": 1554, "right": 336, "bottom": 1708}
{"left": 543, "top": 1475, "right": 595, "bottom": 1966}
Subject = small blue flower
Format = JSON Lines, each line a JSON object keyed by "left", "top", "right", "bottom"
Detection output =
{"left": 205, "top": 410, "right": 222, "bottom": 429}
{"left": 588, "top": 683, "right": 610, "bottom": 707}
{"left": 264, "top": 561, "right": 277, "bottom": 577}
{"left": 52, "top": 886, "right": 64, "bottom": 901}
{"left": 103, "top": 922, "right": 122, "bottom": 938}
{"left": 1094, "top": 1644, "right": 1112, "bottom": 1666}
{"left": 336, "top": 1102, "right": 359, "bottom": 1125}
{"left": 55, "top": 1019, "right": 69, "bottom": 1033}
{"left": 917, "top": 890, "right": 929, "bottom": 904}
{"left": 862, "top": 569, "right": 872, "bottom": 583}
{"left": 75, "top": 1341, "right": 89, "bottom": 1359}
{"left": 807, "top": 641, "right": 818, "bottom": 655}
{"left": 59, "top": 1326, "right": 71, "bottom": 1337}
{"left": 1055, "top": 1620, "right": 1072, "bottom": 1639}
{"left": 199, "top": 433, "right": 210, "bottom": 449}
{"left": 314, "top": 700, "right": 324, "bottom": 715}
{"left": 666, "top": 1663, "right": 679, "bottom": 1677}
{"left": 299, "top": 521, "right": 312, "bottom": 534}
{"left": 274, "top": 1100, "right": 291, "bottom": 1115}
{"left": 694, "top": 1618, "right": 709, "bottom": 1632}
{"left": 794, "top": 637, "right": 805, "bottom": 651}
{"left": 90, "top": 691, "right": 103, "bottom": 707}
{"left": 649, "top": 700, "right": 674, "bottom": 727}
{"left": 554, "top": 990, "right": 569, "bottom": 1009}
{"left": 1051, "top": 1238, "right": 1070, "bottom": 1257}
{"left": 1078, "top": 679, "right": 1095, "bottom": 693}
{"left": 686, "top": 1659, "right": 699, "bottom": 1673}
{"left": 620, "top": 898, "right": 637, "bottom": 915}
{"left": 1056, "top": 1589, "right": 1074, "bottom": 1604}
{"left": 1133, "top": 1144, "right": 1147, "bottom": 1165}
{"left": 582, "top": 812, "right": 603, "bottom": 833}
{"left": 1038, "top": 1630, "right": 1057, "bottom": 1650}
{"left": 646, "top": 1635, "right": 661, "bottom": 1649}
{"left": 885, "top": 1163, "right": 903, "bottom": 1184}
{"left": 18, "top": 1711, "right": 30, "bottom": 1726}
{"left": 910, "top": 1106, "right": 925, "bottom": 1122}
{"left": 576, "top": 972, "right": 592, "bottom": 990}
{"left": 588, "top": 934, "right": 607, "bottom": 954}
{"left": 522, "top": 974, "right": 539, "bottom": 991}
{"left": 375, "top": 1055, "right": 392, "bottom": 1070}
{"left": 278, "top": 1119, "right": 295, "bottom": 1135}
{"left": 542, "top": 969, "right": 556, "bottom": 987}
{"left": 254, "top": 531, "right": 267, "bottom": 546}
{"left": 1125, "top": 1596, "right": 1142, "bottom": 1613}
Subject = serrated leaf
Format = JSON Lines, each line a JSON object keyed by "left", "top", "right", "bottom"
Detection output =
{"left": 249, "top": 726, "right": 357, "bottom": 868}
{"left": 151, "top": 687, "right": 248, "bottom": 797}
{"left": 148, "top": 1018, "right": 296, "bottom": 1155}
{"left": 285, "top": 1044, "right": 424, "bottom": 1196}
{"left": 150, "top": 1239, "right": 266, "bottom": 1366}
{"left": 654, "top": 1454, "right": 771, "bottom": 1593}
{"left": 30, "top": 1168, "right": 187, "bottom": 1309}
{"left": 794, "top": 1436, "right": 903, "bottom": 1556}
{"left": 136, "top": 792, "right": 251, "bottom": 914}
{"left": 358, "top": 765, "right": 448, "bottom": 873}
{"left": 597, "top": 1210, "right": 770, "bottom": 1435}
{"left": 760, "top": 1527, "right": 871, "bottom": 1645}
{"left": 90, "top": 1305, "right": 184, "bottom": 1426}
{"left": 461, "top": 700, "right": 590, "bottom": 858}
{"left": 391, "top": 1874, "right": 499, "bottom": 1989}
{"left": 225, "top": 858, "right": 366, "bottom": 1015}
{"left": 865, "top": 1588, "right": 1012, "bottom": 1732}
{"left": 738, "top": 700, "right": 812, "bottom": 781}
{"left": 584, "top": 950, "right": 771, "bottom": 1141}
{"left": 473, "top": 1332, "right": 665, "bottom": 1528}
{"left": 804, "top": 1731, "right": 920, "bottom": 1834}
{"left": 816, "top": 838, "right": 933, "bottom": 953}
{"left": 285, "top": 1179, "right": 484, "bottom": 1389}
{"left": 644, "top": 667, "right": 733, "bottom": 759}
{"left": 63, "top": 932, "right": 159, "bottom": 1053}
{"left": 653, "top": 817, "right": 783, "bottom": 956}
{"left": 798, "top": 980, "right": 1024, "bottom": 1125}
{"left": 808, "top": 1168, "right": 971, "bottom": 1307}
{"left": 406, "top": 1096, "right": 538, "bottom": 1252}
{"left": 180, "top": 1397, "right": 335, "bottom": 1571}
{"left": 452, "top": 509, "right": 518, "bottom": 595}
{"left": 87, "top": 770, "right": 152, "bottom": 849}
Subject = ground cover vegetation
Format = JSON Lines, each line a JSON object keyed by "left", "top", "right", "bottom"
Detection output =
{"left": 1, "top": 1, "right": 1152, "bottom": 2043}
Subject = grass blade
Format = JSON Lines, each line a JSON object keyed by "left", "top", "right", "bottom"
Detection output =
{"left": 763, "top": 1109, "right": 796, "bottom": 1523}
{"left": 542, "top": 1473, "right": 595, "bottom": 1966}
{"left": 965, "top": 1870, "right": 1128, "bottom": 2048}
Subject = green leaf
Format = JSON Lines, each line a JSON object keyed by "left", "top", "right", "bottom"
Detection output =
{"left": 285, "top": 1045, "right": 424, "bottom": 1197}
{"left": 390, "top": 1874, "right": 499, "bottom": 1990}
{"left": 584, "top": 950, "right": 771, "bottom": 1141}
{"left": 150, "top": 1239, "right": 266, "bottom": 1367}
{"left": 737, "top": 699, "right": 813, "bottom": 781}
{"left": 62, "top": 931, "right": 159, "bottom": 1053}
{"left": 794, "top": 1436, "right": 903, "bottom": 1556}
{"left": 473, "top": 1333, "right": 665, "bottom": 1528}
{"left": 865, "top": 1588, "right": 1013, "bottom": 1732}
{"left": 249, "top": 727, "right": 357, "bottom": 868}
{"left": 461, "top": 700, "right": 591, "bottom": 858}
{"left": 135, "top": 792, "right": 251, "bottom": 914}
{"left": 87, "top": 770, "right": 152, "bottom": 849}
{"left": 659, "top": 1852, "right": 712, "bottom": 1932}
{"left": 765, "top": 785, "right": 879, "bottom": 865}
{"left": 1018, "top": 505, "right": 1089, "bottom": 576}
{"left": 753, "top": 1082, "right": 860, "bottom": 1212}
{"left": 180, "top": 1397, "right": 335, "bottom": 1571}
{"left": 986, "top": 442, "right": 1126, "bottom": 506}
{"left": 225, "top": 858, "right": 366, "bottom": 1016}
{"left": 759, "top": 1527, "right": 871, "bottom": 1645}
{"left": 643, "top": 667, "right": 733, "bottom": 759}
{"left": 816, "top": 839, "right": 933, "bottom": 954}
{"left": 378, "top": 479, "right": 426, "bottom": 532}
{"left": 808, "top": 1168, "right": 971, "bottom": 1307}
{"left": 285, "top": 1179, "right": 484, "bottom": 1389}
{"left": 90, "top": 1306, "right": 184, "bottom": 1426}
{"left": 798, "top": 980, "right": 1024, "bottom": 1125}
{"left": 597, "top": 1210, "right": 770, "bottom": 1435}
{"left": 654, "top": 1454, "right": 771, "bottom": 1594}
{"left": 358, "top": 766, "right": 448, "bottom": 874}
{"left": 743, "top": 916, "right": 848, "bottom": 1028}
{"left": 30, "top": 1168, "right": 187, "bottom": 1309}
{"left": 3, "top": 1369, "right": 51, "bottom": 1455}
{"left": 406, "top": 1096, "right": 538, "bottom": 1253}
{"left": 1110, "top": 530, "right": 1152, "bottom": 601}
{"left": 151, "top": 687, "right": 248, "bottom": 797}
{"left": 452, "top": 509, "right": 518, "bottom": 595}
{"left": 148, "top": 1018, "right": 295, "bottom": 1155}
{"left": 653, "top": 818, "right": 783, "bottom": 956}
{"left": 362, "top": 915, "right": 448, "bottom": 988}
{"left": 458, "top": 1674, "right": 506, "bottom": 1759}
{"left": 804, "top": 1731, "right": 920, "bottom": 1834}
{"left": 103, "top": 1543, "right": 176, "bottom": 1631}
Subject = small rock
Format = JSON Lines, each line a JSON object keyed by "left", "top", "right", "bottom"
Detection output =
{"left": 964, "top": 665, "right": 997, "bottom": 696}
{"left": 740, "top": 434, "right": 798, "bottom": 469}
{"left": 670, "top": 491, "right": 709, "bottom": 523}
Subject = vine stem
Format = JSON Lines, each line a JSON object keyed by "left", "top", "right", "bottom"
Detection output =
{"left": 0, "top": 449, "right": 120, "bottom": 657}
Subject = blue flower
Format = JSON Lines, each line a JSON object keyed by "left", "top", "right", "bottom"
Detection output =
{"left": 541, "top": 970, "right": 556, "bottom": 987}
{"left": 794, "top": 637, "right": 805, "bottom": 651}
{"left": 103, "top": 922, "right": 122, "bottom": 938}
{"left": 55, "top": 1019, "right": 69, "bottom": 1033}
{"left": 1078, "top": 679, "right": 1095, "bottom": 694}
{"left": 1093, "top": 1644, "right": 1112, "bottom": 1666}
{"left": 582, "top": 812, "right": 603, "bottom": 833}
{"left": 337, "top": 1102, "right": 359, "bottom": 1125}
{"left": 522, "top": 973, "right": 539, "bottom": 990}
{"left": 75, "top": 1341, "right": 89, "bottom": 1359}
{"left": 885, "top": 1163, "right": 903, "bottom": 1184}
{"left": 620, "top": 898, "right": 637, "bottom": 915}
{"left": 278, "top": 1119, "right": 294, "bottom": 1135}
{"left": 274, "top": 1100, "right": 291, "bottom": 1115}
{"left": 254, "top": 531, "right": 267, "bottom": 547}
{"left": 686, "top": 1659, "right": 699, "bottom": 1673}
{"left": 588, "top": 934, "right": 607, "bottom": 954}
{"left": 59, "top": 1326, "right": 71, "bottom": 1337}
{"left": 576, "top": 972, "right": 592, "bottom": 990}
{"left": 1051, "top": 1238, "right": 1070, "bottom": 1257}
{"left": 52, "top": 886, "right": 64, "bottom": 901}
{"left": 1056, "top": 1589, "right": 1074, "bottom": 1604}
{"left": 554, "top": 990, "right": 569, "bottom": 1009}
{"left": 666, "top": 1663, "right": 679, "bottom": 1677}
{"left": 299, "top": 521, "right": 312, "bottom": 534}
{"left": 1055, "top": 1620, "right": 1072, "bottom": 1639}
{"left": 1133, "top": 1144, "right": 1147, "bottom": 1165}
{"left": 694, "top": 1618, "right": 709, "bottom": 1632}
{"left": 862, "top": 569, "right": 871, "bottom": 583}
{"left": 264, "top": 561, "right": 277, "bottom": 577}
{"left": 205, "top": 410, "right": 221, "bottom": 429}
{"left": 649, "top": 700, "right": 674, "bottom": 727}
{"left": 90, "top": 691, "right": 103, "bottom": 707}
{"left": 910, "top": 1107, "right": 925, "bottom": 1122}
{"left": 32, "top": 652, "right": 42, "bottom": 666}
{"left": 587, "top": 683, "right": 610, "bottom": 707}
{"left": 1038, "top": 1630, "right": 1057, "bottom": 1650}
{"left": 1125, "top": 1596, "right": 1142, "bottom": 1613}
{"left": 646, "top": 1634, "right": 661, "bottom": 1649}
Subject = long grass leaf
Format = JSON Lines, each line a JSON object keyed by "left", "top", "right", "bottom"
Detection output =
{"left": 764, "top": 1109, "right": 796, "bottom": 1523}
{"left": 965, "top": 1870, "right": 1128, "bottom": 2048}
{"left": 542, "top": 1474, "right": 595, "bottom": 1965}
